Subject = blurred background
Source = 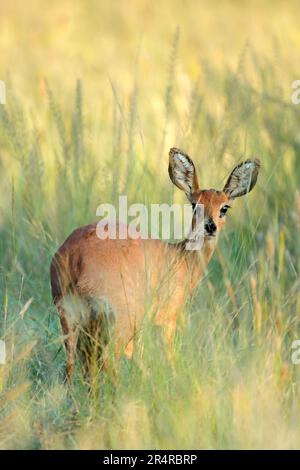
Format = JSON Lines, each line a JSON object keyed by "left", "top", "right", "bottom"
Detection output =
{"left": 1, "top": 0, "right": 300, "bottom": 450}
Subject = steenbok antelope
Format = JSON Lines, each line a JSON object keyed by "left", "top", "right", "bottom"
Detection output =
{"left": 50, "top": 148, "right": 260, "bottom": 382}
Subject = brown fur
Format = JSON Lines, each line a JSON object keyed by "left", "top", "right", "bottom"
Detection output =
{"left": 51, "top": 216, "right": 219, "bottom": 382}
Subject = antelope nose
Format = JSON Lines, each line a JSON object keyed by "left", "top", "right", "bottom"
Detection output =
{"left": 205, "top": 219, "right": 217, "bottom": 234}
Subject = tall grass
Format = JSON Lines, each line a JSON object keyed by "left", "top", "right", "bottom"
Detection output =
{"left": 0, "top": 0, "right": 300, "bottom": 449}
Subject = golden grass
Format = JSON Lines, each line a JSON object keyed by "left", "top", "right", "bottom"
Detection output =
{"left": 0, "top": 0, "right": 300, "bottom": 449}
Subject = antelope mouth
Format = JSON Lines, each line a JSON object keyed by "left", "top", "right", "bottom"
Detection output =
{"left": 205, "top": 233, "right": 217, "bottom": 240}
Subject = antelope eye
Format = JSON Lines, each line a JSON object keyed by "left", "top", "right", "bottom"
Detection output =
{"left": 220, "top": 205, "right": 231, "bottom": 218}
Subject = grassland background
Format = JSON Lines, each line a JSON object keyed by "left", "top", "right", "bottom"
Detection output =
{"left": 1, "top": 0, "right": 300, "bottom": 449}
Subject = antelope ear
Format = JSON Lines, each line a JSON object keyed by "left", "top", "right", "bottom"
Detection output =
{"left": 223, "top": 159, "right": 261, "bottom": 199}
{"left": 168, "top": 148, "right": 199, "bottom": 201}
